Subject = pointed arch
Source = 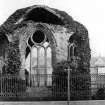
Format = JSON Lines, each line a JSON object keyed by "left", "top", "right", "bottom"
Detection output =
{"left": 68, "top": 43, "right": 77, "bottom": 60}
{"left": 24, "top": 23, "right": 56, "bottom": 86}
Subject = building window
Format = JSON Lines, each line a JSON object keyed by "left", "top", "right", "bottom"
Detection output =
{"left": 68, "top": 43, "right": 77, "bottom": 60}
{"left": 25, "top": 30, "right": 52, "bottom": 86}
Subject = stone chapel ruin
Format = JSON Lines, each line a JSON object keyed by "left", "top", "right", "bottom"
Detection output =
{"left": 0, "top": 5, "right": 91, "bottom": 100}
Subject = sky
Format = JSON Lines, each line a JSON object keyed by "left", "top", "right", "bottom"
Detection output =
{"left": 0, "top": 0, "right": 105, "bottom": 57}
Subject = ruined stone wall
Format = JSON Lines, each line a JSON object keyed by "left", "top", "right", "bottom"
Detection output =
{"left": 0, "top": 20, "right": 90, "bottom": 76}
{"left": 48, "top": 25, "right": 74, "bottom": 63}
{"left": 0, "top": 5, "right": 91, "bottom": 100}
{"left": 10, "top": 22, "right": 73, "bottom": 70}
{"left": 0, "top": 20, "right": 90, "bottom": 74}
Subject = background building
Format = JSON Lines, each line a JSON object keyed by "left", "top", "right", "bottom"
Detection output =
{"left": 90, "top": 57, "right": 105, "bottom": 96}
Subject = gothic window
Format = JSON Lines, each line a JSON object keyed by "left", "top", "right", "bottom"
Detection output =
{"left": 68, "top": 43, "right": 77, "bottom": 60}
{"left": 25, "top": 30, "right": 52, "bottom": 86}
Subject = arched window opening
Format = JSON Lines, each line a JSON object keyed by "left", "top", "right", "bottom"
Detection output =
{"left": 68, "top": 43, "right": 77, "bottom": 60}
{"left": 24, "top": 30, "right": 53, "bottom": 86}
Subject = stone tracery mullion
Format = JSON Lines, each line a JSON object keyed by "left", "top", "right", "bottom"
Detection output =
{"left": 44, "top": 47, "right": 47, "bottom": 86}
{"left": 29, "top": 46, "right": 32, "bottom": 86}
{"left": 36, "top": 46, "right": 40, "bottom": 86}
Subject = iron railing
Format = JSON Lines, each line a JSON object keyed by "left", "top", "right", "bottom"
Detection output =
{"left": 0, "top": 73, "right": 105, "bottom": 100}
{"left": 0, "top": 66, "right": 105, "bottom": 100}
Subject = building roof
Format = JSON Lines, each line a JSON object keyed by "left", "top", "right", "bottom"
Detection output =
{"left": 90, "top": 57, "right": 105, "bottom": 67}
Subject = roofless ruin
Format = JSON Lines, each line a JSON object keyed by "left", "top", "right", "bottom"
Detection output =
{"left": 0, "top": 5, "right": 91, "bottom": 100}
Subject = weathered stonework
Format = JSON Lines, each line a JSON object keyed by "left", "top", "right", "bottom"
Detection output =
{"left": 0, "top": 5, "right": 91, "bottom": 100}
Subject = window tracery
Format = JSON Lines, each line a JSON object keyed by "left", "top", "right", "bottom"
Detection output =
{"left": 25, "top": 29, "right": 52, "bottom": 86}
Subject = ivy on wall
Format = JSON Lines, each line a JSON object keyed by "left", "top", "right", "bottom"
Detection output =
{"left": 3, "top": 41, "right": 21, "bottom": 75}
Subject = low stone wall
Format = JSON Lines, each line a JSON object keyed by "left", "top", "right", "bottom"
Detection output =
{"left": 0, "top": 101, "right": 105, "bottom": 105}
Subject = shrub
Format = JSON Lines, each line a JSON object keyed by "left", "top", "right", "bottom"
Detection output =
{"left": 52, "top": 61, "right": 91, "bottom": 100}
{"left": 92, "top": 88, "right": 105, "bottom": 100}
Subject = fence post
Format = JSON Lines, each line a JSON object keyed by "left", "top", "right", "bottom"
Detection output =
{"left": 66, "top": 67, "right": 72, "bottom": 105}
{"left": 0, "top": 70, "right": 2, "bottom": 94}
{"left": 0, "top": 58, "right": 3, "bottom": 94}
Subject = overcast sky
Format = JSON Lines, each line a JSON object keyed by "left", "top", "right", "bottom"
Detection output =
{"left": 0, "top": 0, "right": 105, "bottom": 57}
